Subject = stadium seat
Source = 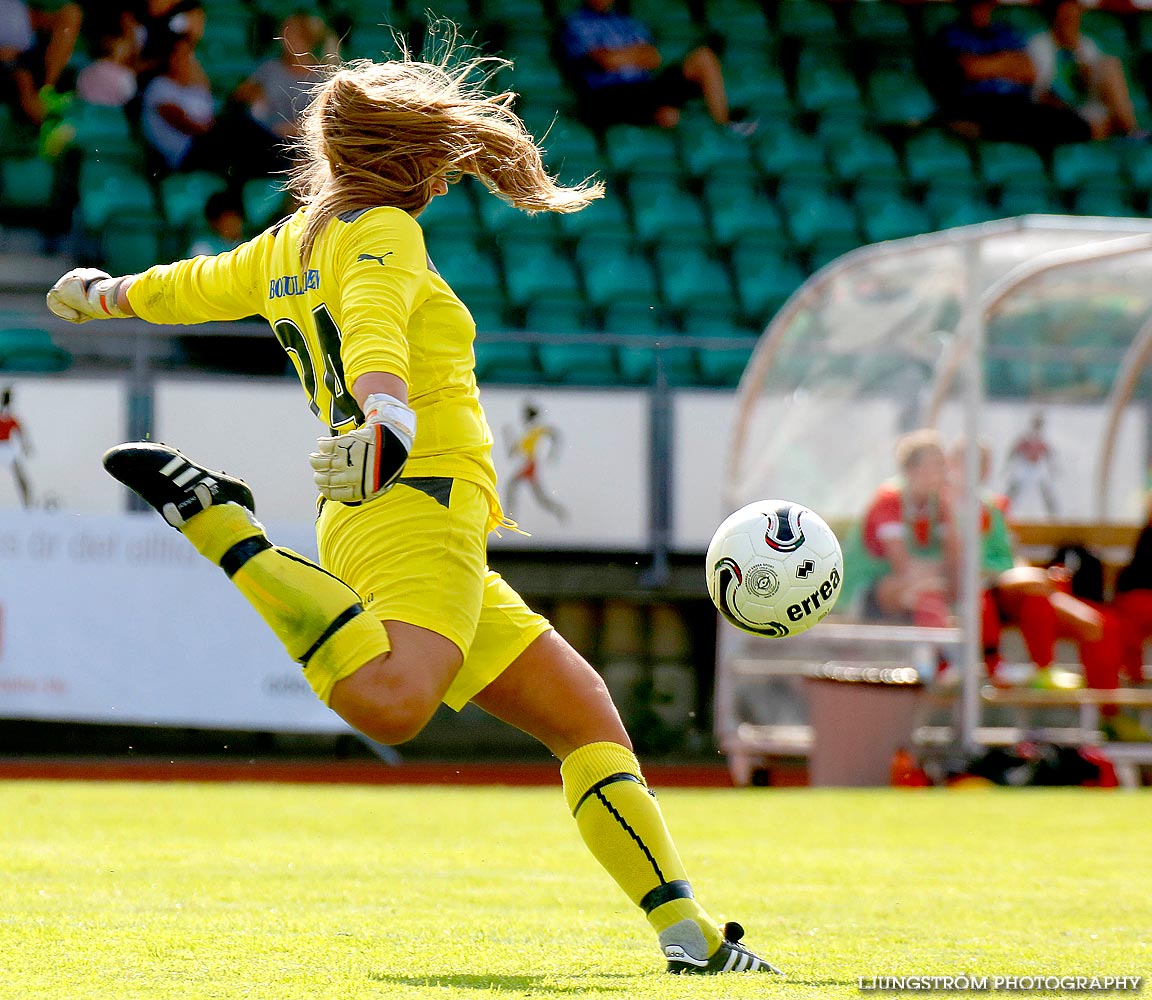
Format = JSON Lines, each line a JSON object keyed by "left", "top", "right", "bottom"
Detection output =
{"left": 903, "top": 131, "right": 978, "bottom": 186}
{"left": 794, "top": 53, "right": 863, "bottom": 115}
{"left": 480, "top": 196, "right": 560, "bottom": 246}
{"left": 576, "top": 234, "right": 658, "bottom": 310}
{"left": 242, "top": 177, "right": 292, "bottom": 230}
{"left": 601, "top": 302, "right": 680, "bottom": 385}
{"left": 1051, "top": 141, "right": 1128, "bottom": 194}
{"left": 64, "top": 102, "right": 135, "bottom": 155}
{"left": 923, "top": 184, "right": 999, "bottom": 230}
{"left": 731, "top": 246, "right": 806, "bottom": 319}
{"left": 654, "top": 245, "right": 735, "bottom": 313}
{"left": 847, "top": 2, "right": 910, "bottom": 43}
{"left": 826, "top": 130, "right": 902, "bottom": 184}
{"left": 504, "top": 239, "right": 582, "bottom": 310}
{"left": 998, "top": 179, "right": 1064, "bottom": 217}
{"left": 691, "top": 320, "right": 758, "bottom": 387}
{"left": 78, "top": 168, "right": 156, "bottom": 230}
{"left": 0, "top": 328, "right": 72, "bottom": 372}
{"left": 538, "top": 338, "right": 618, "bottom": 384}
{"left": 426, "top": 240, "right": 503, "bottom": 303}
{"left": 707, "top": 192, "right": 786, "bottom": 249}
{"left": 160, "top": 172, "right": 228, "bottom": 227}
{"left": 753, "top": 126, "right": 827, "bottom": 180}
{"left": 866, "top": 69, "right": 935, "bottom": 127}
{"left": 419, "top": 183, "right": 482, "bottom": 243}
{"left": 0, "top": 155, "right": 56, "bottom": 212}
{"left": 776, "top": 0, "right": 839, "bottom": 41}
{"left": 1071, "top": 188, "right": 1136, "bottom": 218}
{"left": 722, "top": 59, "right": 791, "bottom": 116}
{"left": 602, "top": 125, "right": 680, "bottom": 177}
{"left": 977, "top": 142, "right": 1048, "bottom": 188}
{"left": 628, "top": 179, "right": 710, "bottom": 246}
{"left": 680, "top": 128, "right": 756, "bottom": 180}
{"left": 857, "top": 196, "right": 934, "bottom": 244}
{"left": 555, "top": 193, "right": 632, "bottom": 241}
{"left": 101, "top": 214, "right": 166, "bottom": 274}
{"left": 474, "top": 339, "right": 540, "bottom": 383}
{"left": 1080, "top": 10, "right": 1131, "bottom": 60}
{"left": 777, "top": 183, "right": 859, "bottom": 251}
{"left": 522, "top": 301, "right": 592, "bottom": 334}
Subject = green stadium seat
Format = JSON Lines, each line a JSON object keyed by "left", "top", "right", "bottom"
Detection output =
{"left": 628, "top": 179, "right": 709, "bottom": 245}
{"left": 731, "top": 246, "right": 806, "bottom": 318}
{"left": 576, "top": 235, "right": 658, "bottom": 309}
{"left": 923, "top": 184, "right": 999, "bottom": 230}
{"left": 777, "top": 0, "right": 839, "bottom": 40}
{"left": 602, "top": 125, "right": 680, "bottom": 176}
{"left": 680, "top": 128, "right": 756, "bottom": 180}
{"left": 1051, "top": 141, "right": 1127, "bottom": 194}
{"left": 78, "top": 168, "right": 155, "bottom": 229}
{"left": 704, "top": 0, "right": 773, "bottom": 43}
{"left": 0, "top": 155, "right": 56, "bottom": 211}
{"left": 807, "top": 236, "right": 863, "bottom": 270}
{"left": 977, "top": 142, "right": 1048, "bottom": 188}
{"left": 242, "top": 177, "right": 292, "bottom": 230}
{"left": 753, "top": 126, "right": 827, "bottom": 180}
{"left": 777, "top": 186, "right": 858, "bottom": 250}
{"left": 826, "top": 131, "right": 901, "bottom": 184}
{"left": 654, "top": 246, "right": 735, "bottom": 312}
{"left": 419, "top": 182, "right": 481, "bottom": 241}
{"left": 0, "top": 328, "right": 72, "bottom": 372}
{"left": 427, "top": 240, "right": 503, "bottom": 303}
{"left": 64, "top": 101, "right": 134, "bottom": 151}
{"left": 998, "top": 179, "right": 1064, "bottom": 217}
{"left": 601, "top": 302, "right": 676, "bottom": 385}
{"left": 479, "top": 196, "right": 559, "bottom": 244}
{"left": 538, "top": 339, "right": 618, "bottom": 384}
{"left": 1125, "top": 142, "right": 1152, "bottom": 190}
{"left": 101, "top": 213, "right": 166, "bottom": 274}
{"left": 474, "top": 339, "right": 540, "bottom": 383}
{"left": 522, "top": 301, "right": 592, "bottom": 334}
{"left": 504, "top": 239, "right": 582, "bottom": 310}
{"left": 795, "top": 54, "right": 863, "bottom": 115}
{"left": 1071, "top": 188, "right": 1136, "bottom": 218}
{"left": 691, "top": 322, "right": 757, "bottom": 387}
{"left": 555, "top": 193, "right": 632, "bottom": 240}
{"left": 160, "top": 171, "right": 228, "bottom": 227}
{"left": 866, "top": 69, "right": 935, "bottom": 127}
{"left": 857, "top": 196, "right": 933, "bottom": 244}
{"left": 995, "top": 5, "right": 1046, "bottom": 37}
{"left": 848, "top": 2, "right": 909, "bottom": 41}
{"left": 722, "top": 61, "right": 791, "bottom": 116}
{"left": 903, "top": 131, "right": 978, "bottom": 186}
{"left": 707, "top": 193, "right": 786, "bottom": 249}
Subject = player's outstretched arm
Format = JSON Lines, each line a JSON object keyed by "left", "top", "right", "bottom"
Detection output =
{"left": 46, "top": 269, "right": 136, "bottom": 323}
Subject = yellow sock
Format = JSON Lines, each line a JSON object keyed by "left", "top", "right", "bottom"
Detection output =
{"left": 179, "top": 503, "right": 390, "bottom": 704}
{"left": 560, "top": 741, "right": 722, "bottom": 960}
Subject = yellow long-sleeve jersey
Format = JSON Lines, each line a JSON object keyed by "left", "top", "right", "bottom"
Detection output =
{"left": 127, "top": 204, "right": 500, "bottom": 517}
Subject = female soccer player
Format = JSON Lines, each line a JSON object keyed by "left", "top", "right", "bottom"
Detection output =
{"left": 46, "top": 33, "right": 777, "bottom": 977}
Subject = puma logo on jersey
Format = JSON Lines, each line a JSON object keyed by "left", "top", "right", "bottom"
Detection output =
{"left": 357, "top": 252, "right": 393, "bottom": 266}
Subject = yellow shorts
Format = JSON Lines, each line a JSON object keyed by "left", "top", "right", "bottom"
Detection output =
{"left": 315, "top": 477, "right": 551, "bottom": 711}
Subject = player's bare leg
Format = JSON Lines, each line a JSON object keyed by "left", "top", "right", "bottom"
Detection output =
{"left": 472, "top": 630, "right": 781, "bottom": 975}
{"left": 681, "top": 45, "right": 730, "bottom": 125}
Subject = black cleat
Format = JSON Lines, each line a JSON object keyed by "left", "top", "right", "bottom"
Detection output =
{"left": 665, "top": 922, "right": 782, "bottom": 975}
{"left": 103, "top": 442, "right": 255, "bottom": 529}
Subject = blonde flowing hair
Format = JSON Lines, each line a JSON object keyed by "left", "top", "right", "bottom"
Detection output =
{"left": 290, "top": 23, "right": 604, "bottom": 265}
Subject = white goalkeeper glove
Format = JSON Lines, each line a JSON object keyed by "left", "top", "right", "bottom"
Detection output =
{"left": 46, "top": 268, "right": 131, "bottom": 323}
{"left": 310, "top": 393, "right": 416, "bottom": 504}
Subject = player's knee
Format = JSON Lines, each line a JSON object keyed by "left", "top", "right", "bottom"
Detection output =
{"left": 330, "top": 654, "right": 443, "bottom": 745}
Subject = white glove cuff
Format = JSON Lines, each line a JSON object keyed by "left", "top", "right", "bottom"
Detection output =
{"left": 90, "top": 276, "right": 130, "bottom": 318}
{"left": 363, "top": 392, "right": 416, "bottom": 447}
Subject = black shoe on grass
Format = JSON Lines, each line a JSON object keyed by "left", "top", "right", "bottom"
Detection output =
{"left": 103, "top": 442, "right": 255, "bottom": 528}
{"left": 665, "top": 922, "right": 781, "bottom": 975}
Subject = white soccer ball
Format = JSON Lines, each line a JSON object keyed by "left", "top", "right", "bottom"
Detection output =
{"left": 706, "top": 499, "right": 843, "bottom": 638}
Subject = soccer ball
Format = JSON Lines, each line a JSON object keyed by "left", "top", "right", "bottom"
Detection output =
{"left": 706, "top": 499, "right": 843, "bottom": 638}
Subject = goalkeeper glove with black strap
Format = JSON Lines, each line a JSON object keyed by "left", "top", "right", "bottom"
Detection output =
{"left": 310, "top": 393, "right": 417, "bottom": 504}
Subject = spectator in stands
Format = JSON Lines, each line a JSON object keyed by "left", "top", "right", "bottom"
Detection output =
{"left": 559, "top": 0, "right": 754, "bottom": 134}
{"left": 0, "top": 386, "right": 33, "bottom": 508}
{"left": 928, "top": 0, "right": 1089, "bottom": 146}
{"left": 76, "top": 13, "right": 139, "bottom": 108}
{"left": 0, "top": 0, "right": 82, "bottom": 125}
{"left": 842, "top": 429, "right": 958, "bottom": 627}
{"left": 140, "top": 34, "right": 213, "bottom": 171}
{"left": 141, "top": 35, "right": 281, "bottom": 180}
{"left": 230, "top": 13, "right": 337, "bottom": 172}
{"left": 1029, "top": 0, "right": 1145, "bottom": 140}
{"left": 187, "top": 190, "right": 244, "bottom": 257}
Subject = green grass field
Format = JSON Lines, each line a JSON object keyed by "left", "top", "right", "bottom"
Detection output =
{"left": 2, "top": 782, "right": 1148, "bottom": 999}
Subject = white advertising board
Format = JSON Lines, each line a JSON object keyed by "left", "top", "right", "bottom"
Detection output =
{"left": 0, "top": 510, "right": 348, "bottom": 731}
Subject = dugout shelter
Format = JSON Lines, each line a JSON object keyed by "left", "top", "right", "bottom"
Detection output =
{"left": 715, "top": 216, "right": 1152, "bottom": 784}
